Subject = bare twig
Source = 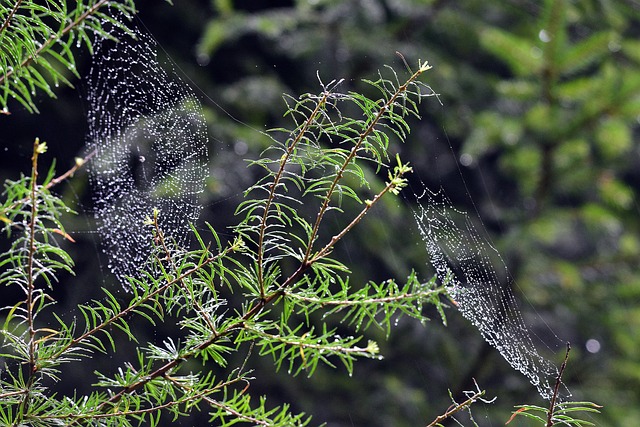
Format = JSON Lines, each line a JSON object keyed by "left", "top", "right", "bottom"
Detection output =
{"left": 311, "top": 167, "right": 408, "bottom": 262}
{"left": 546, "top": 342, "right": 571, "bottom": 426}
{"left": 426, "top": 383, "right": 488, "bottom": 427}
{"left": 1, "top": 148, "right": 97, "bottom": 225}
{"left": 45, "top": 149, "right": 97, "bottom": 190}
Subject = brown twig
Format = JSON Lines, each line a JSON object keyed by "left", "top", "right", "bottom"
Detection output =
{"left": 2, "top": 148, "right": 95, "bottom": 210}
{"left": 45, "top": 149, "right": 97, "bottom": 190}
{"left": 0, "top": 0, "right": 23, "bottom": 38}
{"left": 310, "top": 171, "right": 407, "bottom": 262}
{"left": 426, "top": 386, "right": 487, "bottom": 427}
{"left": 546, "top": 342, "right": 571, "bottom": 426}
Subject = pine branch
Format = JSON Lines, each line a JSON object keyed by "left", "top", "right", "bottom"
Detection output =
{"left": 0, "top": 0, "right": 23, "bottom": 37}
{"left": 302, "top": 61, "right": 431, "bottom": 264}
{"left": 255, "top": 90, "right": 333, "bottom": 296}
{"left": 311, "top": 155, "right": 412, "bottom": 262}
{"left": 18, "top": 138, "right": 45, "bottom": 421}
{"left": 426, "top": 388, "right": 487, "bottom": 427}
{"left": 0, "top": 0, "right": 136, "bottom": 112}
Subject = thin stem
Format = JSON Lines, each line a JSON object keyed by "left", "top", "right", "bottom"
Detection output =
{"left": 17, "top": 138, "right": 42, "bottom": 423}
{"left": 26, "top": 139, "right": 40, "bottom": 369}
{"left": 255, "top": 91, "right": 330, "bottom": 296}
{"left": 426, "top": 389, "right": 485, "bottom": 427}
{"left": 546, "top": 342, "right": 571, "bottom": 427}
{"left": 0, "top": 0, "right": 24, "bottom": 38}
{"left": 246, "top": 328, "right": 373, "bottom": 355}
{"left": 46, "top": 149, "right": 97, "bottom": 190}
{"left": 285, "top": 288, "right": 440, "bottom": 307}
{"left": 311, "top": 173, "right": 399, "bottom": 262}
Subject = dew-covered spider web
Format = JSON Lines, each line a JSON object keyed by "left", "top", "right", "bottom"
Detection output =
{"left": 414, "top": 187, "right": 567, "bottom": 401}
{"left": 85, "top": 16, "right": 208, "bottom": 287}
{"left": 81, "top": 10, "right": 565, "bottom": 400}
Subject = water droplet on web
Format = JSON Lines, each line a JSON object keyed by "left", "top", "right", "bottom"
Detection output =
{"left": 413, "top": 187, "right": 567, "bottom": 401}
{"left": 85, "top": 13, "right": 208, "bottom": 289}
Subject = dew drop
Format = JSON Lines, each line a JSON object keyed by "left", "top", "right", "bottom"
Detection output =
{"left": 413, "top": 188, "right": 564, "bottom": 400}
{"left": 85, "top": 13, "right": 208, "bottom": 289}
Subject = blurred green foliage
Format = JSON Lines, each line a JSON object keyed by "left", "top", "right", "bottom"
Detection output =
{"left": 1, "top": 0, "right": 639, "bottom": 426}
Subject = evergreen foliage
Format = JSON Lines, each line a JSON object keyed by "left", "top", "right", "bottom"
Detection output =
{"left": 2, "top": 0, "right": 635, "bottom": 425}
{"left": 0, "top": 51, "right": 597, "bottom": 427}
{"left": 0, "top": 57, "right": 476, "bottom": 425}
{"left": 0, "top": 0, "right": 142, "bottom": 114}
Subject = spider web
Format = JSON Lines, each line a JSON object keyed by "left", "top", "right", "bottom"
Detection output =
{"left": 414, "top": 187, "right": 566, "bottom": 400}
{"left": 85, "top": 16, "right": 208, "bottom": 288}
{"left": 81, "top": 11, "right": 564, "bottom": 399}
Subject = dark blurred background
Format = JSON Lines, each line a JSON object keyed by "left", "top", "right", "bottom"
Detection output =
{"left": 1, "top": 0, "right": 639, "bottom": 425}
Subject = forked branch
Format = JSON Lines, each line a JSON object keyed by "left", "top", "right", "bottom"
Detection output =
{"left": 256, "top": 90, "right": 333, "bottom": 296}
{"left": 426, "top": 381, "right": 491, "bottom": 427}
{"left": 302, "top": 62, "right": 431, "bottom": 265}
